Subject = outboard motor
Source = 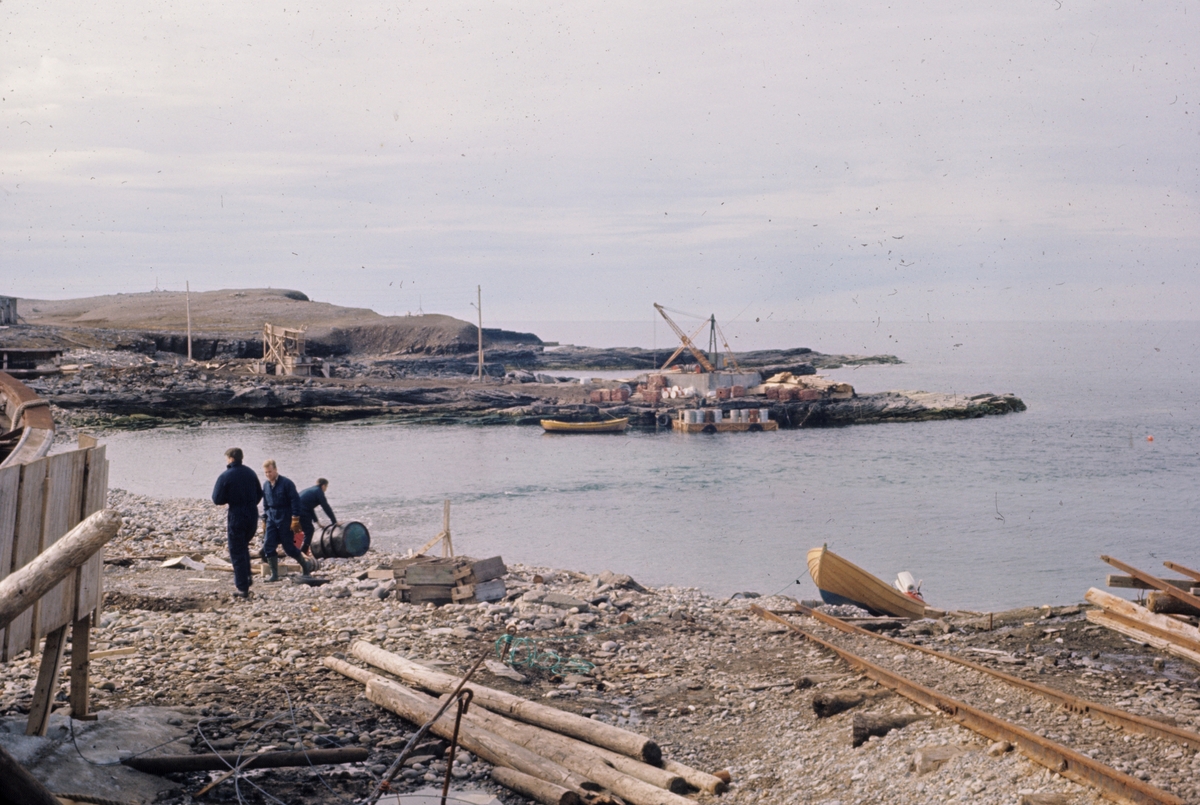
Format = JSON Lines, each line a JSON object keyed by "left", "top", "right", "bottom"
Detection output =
{"left": 894, "top": 571, "right": 924, "bottom": 601}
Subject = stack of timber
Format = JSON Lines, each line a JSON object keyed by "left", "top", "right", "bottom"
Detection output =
{"left": 1090, "top": 556, "right": 1200, "bottom": 665}
{"left": 324, "top": 641, "right": 727, "bottom": 805}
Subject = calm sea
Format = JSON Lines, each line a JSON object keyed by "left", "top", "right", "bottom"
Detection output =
{"left": 101, "top": 321, "right": 1200, "bottom": 611}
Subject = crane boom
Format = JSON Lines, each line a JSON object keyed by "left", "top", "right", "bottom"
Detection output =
{"left": 654, "top": 304, "right": 716, "bottom": 372}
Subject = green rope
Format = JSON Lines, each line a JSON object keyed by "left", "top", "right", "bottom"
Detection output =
{"left": 492, "top": 606, "right": 681, "bottom": 676}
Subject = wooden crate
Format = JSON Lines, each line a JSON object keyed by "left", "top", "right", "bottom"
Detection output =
{"left": 406, "top": 562, "right": 457, "bottom": 586}
{"left": 453, "top": 556, "right": 507, "bottom": 585}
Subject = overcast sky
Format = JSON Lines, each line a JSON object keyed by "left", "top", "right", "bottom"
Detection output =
{"left": 2, "top": 2, "right": 1196, "bottom": 323}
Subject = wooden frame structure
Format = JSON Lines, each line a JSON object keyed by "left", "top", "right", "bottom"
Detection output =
{"left": 260, "top": 322, "right": 313, "bottom": 376}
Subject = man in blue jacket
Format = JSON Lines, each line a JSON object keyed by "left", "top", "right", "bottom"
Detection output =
{"left": 297, "top": 478, "right": 337, "bottom": 555}
{"left": 261, "top": 459, "right": 314, "bottom": 580}
{"left": 211, "top": 447, "right": 263, "bottom": 599}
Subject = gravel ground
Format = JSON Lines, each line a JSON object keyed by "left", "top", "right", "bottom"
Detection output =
{"left": 3, "top": 490, "right": 1198, "bottom": 805}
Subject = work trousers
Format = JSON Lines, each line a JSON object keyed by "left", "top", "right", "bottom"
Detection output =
{"left": 300, "top": 516, "right": 316, "bottom": 553}
{"left": 227, "top": 524, "right": 256, "bottom": 593}
{"left": 261, "top": 520, "right": 305, "bottom": 564}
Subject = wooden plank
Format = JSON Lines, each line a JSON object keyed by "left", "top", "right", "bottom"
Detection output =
{"left": 1163, "top": 561, "right": 1200, "bottom": 584}
{"left": 69, "top": 613, "right": 94, "bottom": 720}
{"left": 1101, "top": 555, "right": 1200, "bottom": 614}
{"left": 26, "top": 624, "right": 67, "bottom": 736}
{"left": 4, "top": 457, "right": 46, "bottom": 661}
{"left": 89, "top": 647, "right": 137, "bottom": 660}
{"left": 75, "top": 447, "right": 106, "bottom": 620}
{"left": 0, "top": 465, "right": 21, "bottom": 653}
{"left": 1106, "top": 574, "right": 1194, "bottom": 590}
{"left": 366, "top": 568, "right": 396, "bottom": 580}
{"left": 1086, "top": 610, "right": 1200, "bottom": 666}
{"left": 36, "top": 452, "right": 80, "bottom": 639}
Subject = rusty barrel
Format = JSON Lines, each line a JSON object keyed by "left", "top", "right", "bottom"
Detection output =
{"left": 311, "top": 521, "right": 371, "bottom": 558}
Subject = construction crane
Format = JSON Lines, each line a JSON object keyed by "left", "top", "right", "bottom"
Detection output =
{"left": 653, "top": 304, "right": 741, "bottom": 373}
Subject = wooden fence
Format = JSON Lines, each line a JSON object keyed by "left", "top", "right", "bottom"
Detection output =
{"left": 0, "top": 444, "right": 109, "bottom": 662}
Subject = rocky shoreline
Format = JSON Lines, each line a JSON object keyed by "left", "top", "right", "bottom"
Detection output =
{"left": 3, "top": 490, "right": 1197, "bottom": 805}
{"left": 26, "top": 348, "right": 1025, "bottom": 431}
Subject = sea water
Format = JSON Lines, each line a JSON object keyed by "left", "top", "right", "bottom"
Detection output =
{"left": 100, "top": 321, "right": 1200, "bottom": 611}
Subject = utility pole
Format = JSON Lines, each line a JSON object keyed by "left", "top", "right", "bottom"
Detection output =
{"left": 186, "top": 281, "right": 193, "bottom": 362}
{"left": 474, "top": 285, "right": 484, "bottom": 382}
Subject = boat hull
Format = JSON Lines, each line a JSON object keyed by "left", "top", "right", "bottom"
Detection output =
{"left": 806, "top": 545, "right": 926, "bottom": 619}
{"left": 540, "top": 418, "right": 629, "bottom": 433}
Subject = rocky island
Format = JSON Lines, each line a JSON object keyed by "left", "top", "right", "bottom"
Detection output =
{"left": 3, "top": 288, "right": 1025, "bottom": 430}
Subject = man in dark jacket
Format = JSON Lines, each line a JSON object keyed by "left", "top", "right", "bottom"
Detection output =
{"left": 297, "top": 478, "right": 337, "bottom": 554}
{"left": 261, "top": 459, "right": 313, "bottom": 580}
{"left": 212, "top": 447, "right": 263, "bottom": 598}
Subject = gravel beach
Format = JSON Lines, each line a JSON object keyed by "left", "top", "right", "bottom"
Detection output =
{"left": 4, "top": 489, "right": 1199, "bottom": 804}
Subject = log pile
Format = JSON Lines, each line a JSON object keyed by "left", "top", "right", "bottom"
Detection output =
{"left": 323, "top": 641, "right": 728, "bottom": 805}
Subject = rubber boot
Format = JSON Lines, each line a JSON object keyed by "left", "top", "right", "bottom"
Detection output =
{"left": 265, "top": 556, "right": 281, "bottom": 583}
{"left": 299, "top": 555, "right": 315, "bottom": 576}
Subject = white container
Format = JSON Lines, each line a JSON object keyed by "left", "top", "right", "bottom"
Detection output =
{"left": 759, "top": 408, "right": 771, "bottom": 422}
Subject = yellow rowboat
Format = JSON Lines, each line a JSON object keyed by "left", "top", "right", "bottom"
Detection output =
{"left": 806, "top": 544, "right": 927, "bottom": 619}
{"left": 540, "top": 417, "right": 629, "bottom": 434}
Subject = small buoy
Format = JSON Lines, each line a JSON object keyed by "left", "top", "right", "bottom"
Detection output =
{"left": 1147, "top": 435, "right": 1154, "bottom": 442}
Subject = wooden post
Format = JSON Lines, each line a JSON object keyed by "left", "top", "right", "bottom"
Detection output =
{"left": 0, "top": 741, "right": 61, "bottom": 805}
{"left": 442, "top": 499, "right": 452, "bottom": 558}
{"left": 69, "top": 612, "right": 95, "bottom": 721}
{"left": 475, "top": 285, "right": 483, "bottom": 382}
{"left": 26, "top": 624, "right": 67, "bottom": 736}
{"left": 186, "top": 281, "right": 193, "bottom": 363}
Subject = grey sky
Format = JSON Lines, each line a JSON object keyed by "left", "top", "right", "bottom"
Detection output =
{"left": 2, "top": 2, "right": 1196, "bottom": 323}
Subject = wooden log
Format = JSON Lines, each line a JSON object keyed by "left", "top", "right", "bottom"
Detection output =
{"left": 0, "top": 741, "right": 61, "bottom": 805}
{"left": 851, "top": 712, "right": 927, "bottom": 747}
{"left": 812, "top": 688, "right": 889, "bottom": 718}
{"left": 1085, "top": 588, "right": 1200, "bottom": 654}
{"left": 1146, "top": 591, "right": 1200, "bottom": 617}
{"left": 0, "top": 509, "right": 122, "bottom": 631}
{"left": 321, "top": 658, "right": 597, "bottom": 797}
{"left": 490, "top": 766, "right": 582, "bottom": 805}
{"left": 660, "top": 759, "right": 729, "bottom": 795}
{"left": 432, "top": 690, "right": 691, "bottom": 798}
{"left": 351, "top": 641, "right": 661, "bottom": 764}
{"left": 122, "top": 747, "right": 369, "bottom": 774}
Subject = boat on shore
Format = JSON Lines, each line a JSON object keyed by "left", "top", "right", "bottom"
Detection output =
{"left": 0, "top": 371, "right": 54, "bottom": 468}
{"left": 806, "top": 544, "right": 928, "bottom": 619}
{"left": 540, "top": 417, "right": 629, "bottom": 434}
